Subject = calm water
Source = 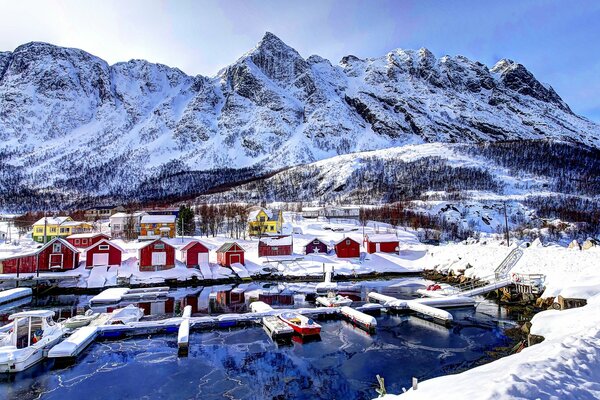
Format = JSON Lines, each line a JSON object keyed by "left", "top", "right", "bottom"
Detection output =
{"left": 0, "top": 280, "right": 518, "bottom": 400}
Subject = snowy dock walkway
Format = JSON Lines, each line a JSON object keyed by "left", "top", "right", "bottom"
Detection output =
{"left": 0, "top": 287, "right": 32, "bottom": 305}
{"left": 48, "top": 326, "right": 99, "bottom": 359}
{"left": 89, "top": 287, "right": 169, "bottom": 305}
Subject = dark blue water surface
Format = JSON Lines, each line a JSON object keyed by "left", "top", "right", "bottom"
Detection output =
{"left": 0, "top": 280, "right": 517, "bottom": 400}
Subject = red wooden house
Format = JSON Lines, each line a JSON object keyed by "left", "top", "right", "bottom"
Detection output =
{"left": 258, "top": 235, "right": 292, "bottom": 257}
{"left": 85, "top": 239, "right": 124, "bottom": 268}
{"left": 139, "top": 239, "right": 175, "bottom": 271}
{"left": 180, "top": 240, "right": 210, "bottom": 268}
{"left": 216, "top": 242, "right": 245, "bottom": 267}
{"left": 0, "top": 252, "right": 37, "bottom": 274}
{"left": 364, "top": 234, "right": 400, "bottom": 254}
{"left": 334, "top": 237, "right": 361, "bottom": 258}
{"left": 37, "top": 238, "right": 80, "bottom": 271}
{"left": 66, "top": 233, "right": 109, "bottom": 249}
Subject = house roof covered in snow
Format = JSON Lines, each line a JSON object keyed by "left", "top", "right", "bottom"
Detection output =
{"left": 249, "top": 208, "right": 281, "bottom": 221}
{"left": 303, "top": 237, "right": 328, "bottom": 248}
{"left": 84, "top": 239, "right": 125, "bottom": 253}
{"left": 141, "top": 215, "right": 176, "bottom": 224}
{"left": 39, "top": 237, "right": 79, "bottom": 253}
{"left": 33, "top": 216, "right": 71, "bottom": 226}
{"left": 366, "top": 234, "right": 400, "bottom": 243}
{"left": 334, "top": 237, "right": 360, "bottom": 246}
{"left": 260, "top": 236, "right": 292, "bottom": 246}
{"left": 67, "top": 233, "right": 108, "bottom": 239}
{"left": 180, "top": 240, "right": 210, "bottom": 252}
{"left": 60, "top": 221, "right": 91, "bottom": 227}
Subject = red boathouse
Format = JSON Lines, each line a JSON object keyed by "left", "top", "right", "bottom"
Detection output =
{"left": 258, "top": 236, "right": 292, "bottom": 257}
{"left": 37, "top": 238, "right": 80, "bottom": 271}
{"left": 216, "top": 242, "right": 245, "bottom": 267}
{"left": 180, "top": 240, "right": 210, "bottom": 268}
{"left": 364, "top": 234, "right": 400, "bottom": 254}
{"left": 85, "top": 239, "right": 124, "bottom": 268}
{"left": 0, "top": 252, "right": 38, "bottom": 274}
{"left": 66, "top": 233, "right": 109, "bottom": 249}
{"left": 139, "top": 239, "right": 175, "bottom": 271}
{"left": 334, "top": 237, "right": 361, "bottom": 258}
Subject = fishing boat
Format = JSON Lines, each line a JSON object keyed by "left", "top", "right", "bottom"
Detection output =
{"left": 315, "top": 292, "right": 353, "bottom": 307}
{"left": 278, "top": 312, "right": 321, "bottom": 336}
{"left": 63, "top": 310, "right": 99, "bottom": 329}
{"left": 0, "top": 310, "right": 65, "bottom": 373}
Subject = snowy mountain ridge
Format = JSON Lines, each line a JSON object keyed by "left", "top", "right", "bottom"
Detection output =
{"left": 0, "top": 32, "right": 599, "bottom": 208}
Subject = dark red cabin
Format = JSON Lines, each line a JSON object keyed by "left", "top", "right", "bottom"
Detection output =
{"left": 37, "top": 238, "right": 80, "bottom": 271}
{"left": 304, "top": 238, "right": 328, "bottom": 255}
{"left": 180, "top": 240, "right": 210, "bottom": 268}
{"left": 258, "top": 236, "right": 292, "bottom": 257}
{"left": 334, "top": 237, "right": 361, "bottom": 258}
{"left": 139, "top": 239, "right": 175, "bottom": 271}
{"left": 0, "top": 253, "right": 37, "bottom": 274}
{"left": 216, "top": 242, "right": 245, "bottom": 267}
{"left": 85, "top": 239, "right": 124, "bottom": 268}
{"left": 364, "top": 234, "right": 400, "bottom": 254}
{"left": 66, "top": 233, "right": 109, "bottom": 249}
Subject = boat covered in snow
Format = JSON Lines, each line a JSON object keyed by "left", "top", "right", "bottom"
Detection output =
{"left": 278, "top": 312, "right": 321, "bottom": 336}
{"left": 315, "top": 293, "right": 353, "bottom": 307}
{"left": 63, "top": 310, "right": 99, "bottom": 329}
{"left": 0, "top": 310, "right": 65, "bottom": 373}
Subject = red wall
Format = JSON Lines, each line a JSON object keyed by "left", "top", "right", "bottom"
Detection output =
{"left": 258, "top": 243, "right": 292, "bottom": 257}
{"left": 366, "top": 240, "right": 399, "bottom": 254}
{"left": 217, "top": 250, "right": 245, "bottom": 267}
{"left": 139, "top": 240, "right": 175, "bottom": 271}
{"left": 38, "top": 241, "right": 79, "bottom": 271}
{"left": 85, "top": 242, "right": 123, "bottom": 268}
{"left": 0, "top": 254, "right": 37, "bottom": 274}
{"left": 335, "top": 239, "right": 360, "bottom": 258}
{"left": 182, "top": 242, "right": 209, "bottom": 266}
{"left": 67, "top": 234, "right": 109, "bottom": 249}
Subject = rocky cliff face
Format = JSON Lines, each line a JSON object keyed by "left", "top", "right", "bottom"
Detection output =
{"left": 0, "top": 32, "right": 598, "bottom": 206}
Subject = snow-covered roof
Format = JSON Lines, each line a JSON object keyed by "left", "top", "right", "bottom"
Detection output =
{"left": 180, "top": 240, "right": 210, "bottom": 252}
{"left": 260, "top": 236, "right": 292, "bottom": 246}
{"left": 249, "top": 208, "right": 280, "bottom": 221}
{"left": 83, "top": 239, "right": 125, "bottom": 253}
{"left": 366, "top": 234, "right": 400, "bottom": 243}
{"left": 39, "top": 237, "right": 79, "bottom": 253}
{"left": 303, "top": 237, "right": 327, "bottom": 247}
{"left": 67, "top": 232, "right": 107, "bottom": 239}
{"left": 111, "top": 211, "right": 147, "bottom": 219}
{"left": 138, "top": 238, "right": 173, "bottom": 251}
{"left": 141, "top": 215, "right": 176, "bottom": 224}
{"left": 33, "top": 216, "right": 71, "bottom": 226}
{"left": 335, "top": 237, "right": 360, "bottom": 246}
{"left": 60, "top": 220, "right": 91, "bottom": 227}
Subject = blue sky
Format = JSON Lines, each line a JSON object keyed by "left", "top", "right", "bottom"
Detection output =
{"left": 1, "top": 0, "right": 599, "bottom": 122}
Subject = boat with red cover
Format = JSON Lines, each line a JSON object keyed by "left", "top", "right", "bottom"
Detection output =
{"left": 278, "top": 312, "right": 321, "bottom": 336}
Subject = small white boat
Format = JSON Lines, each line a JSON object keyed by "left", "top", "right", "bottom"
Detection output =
{"left": 63, "top": 310, "right": 99, "bottom": 329}
{"left": 262, "top": 315, "right": 293, "bottom": 338}
{"left": 0, "top": 310, "right": 65, "bottom": 373}
{"left": 106, "top": 305, "right": 144, "bottom": 325}
{"left": 315, "top": 293, "right": 353, "bottom": 307}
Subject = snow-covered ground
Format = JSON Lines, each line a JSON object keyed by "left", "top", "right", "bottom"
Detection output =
{"left": 377, "top": 238, "right": 600, "bottom": 399}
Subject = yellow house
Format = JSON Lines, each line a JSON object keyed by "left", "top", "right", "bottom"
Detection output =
{"left": 32, "top": 217, "right": 94, "bottom": 243}
{"left": 248, "top": 209, "right": 283, "bottom": 236}
{"left": 139, "top": 214, "right": 176, "bottom": 240}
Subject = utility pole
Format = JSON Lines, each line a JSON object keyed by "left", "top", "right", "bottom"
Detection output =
{"left": 180, "top": 216, "right": 183, "bottom": 243}
{"left": 43, "top": 216, "right": 47, "bottom": 244}
{"left": 503, "top": 202, "right": 510, "bottom": 247}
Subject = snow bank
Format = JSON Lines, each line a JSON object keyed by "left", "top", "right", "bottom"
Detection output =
{"left": 379, "top": 293, "right": 600, "bottom": 399}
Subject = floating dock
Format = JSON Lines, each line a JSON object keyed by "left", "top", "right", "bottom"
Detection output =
{"left": 0, "top": 287, "right": 32, "bottom": 305}
{"left": 178, "top": 306, "right": 192, "bottom": 356}
{"left": 89, "top": 287, "right": 169, "bottom": 305}
{"left": 340, "top": 306, "right": 377, "bottom": 332}
{"left": 48, "top": 326, "right": 99, "bottom": 359}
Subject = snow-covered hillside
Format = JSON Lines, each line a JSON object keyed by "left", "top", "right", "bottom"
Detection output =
{"left": 1, "top": 33, "right": 599, "bottom": 208}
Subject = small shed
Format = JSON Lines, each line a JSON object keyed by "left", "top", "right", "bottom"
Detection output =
{"left": 258, "top": 235, "right": 293, "bottom": 257}
{"left": 37, "top": 238, "right": 80, "bottom": 271}
{"left": 66, "top": 233, "right": 109, "bottom": 249}
{"left": 139, "top": 239, "right": 176, "bottom": 271}
{"left": 180, "top": 240, "right": 210, "bottom": 268}
{"left": 364, "top": 234, "right": 400, "bottom": 254}
{"left": 216, "top": 242, "right": 245, "bottom": 267}
{"left": 334, "top": 237, "right": 361, "bottom": 258}
{"left": 85, "top": 239, "right": 124, "bottom": 268}
{"left": 304, "top": 238, "right": 328, "bottom": 255}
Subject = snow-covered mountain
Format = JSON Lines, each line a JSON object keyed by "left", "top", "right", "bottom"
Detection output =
{"left": 0, "top": 32, "right": 598, "bottom": 208}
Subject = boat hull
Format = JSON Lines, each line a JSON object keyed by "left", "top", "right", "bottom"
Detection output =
{"left": 0, "top": 335, "right": 63, "bottom": 373}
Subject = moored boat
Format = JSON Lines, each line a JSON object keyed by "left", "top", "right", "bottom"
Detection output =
{"left": 315, "top": 293, "right": 353, "bottom": 307}
{"left": 278, "top": 312, "right": 321, "bottom": 336}
{"left": 0, "top": 310, "right": 65, "bottom": 373}
{"left": 63, "top": 310, "right": 99, "bottom": 329}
